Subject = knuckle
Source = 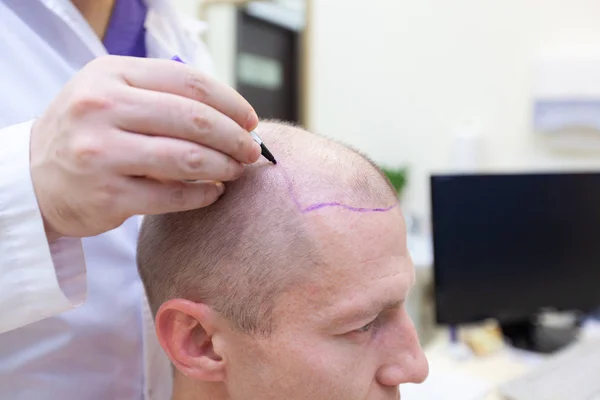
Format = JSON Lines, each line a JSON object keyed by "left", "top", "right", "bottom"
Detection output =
{"left": 183, "top": 147, "right": 206, "bottom": 174}
{"left": 69, "top": 91, "right": 113, "bottom": 119}
{"left": 185, "top": 71, "right": 211, "bottom": 102}
{"left": 237, "top": 132, "right": 252, "bottom": 154}
{"left": 191, "top": 112, "right": 212, "bottom": 136}
{"left": 92, "top": 181, "right": 121, "bottom": 211}
{"left": 70, "top": 136, "right": 104, "bottom": 168}
{"left": 236, "top": 133, "right": 257, "bottom": 163}
{"left": 170, "top": 184, "right": 190, "bottom": 208}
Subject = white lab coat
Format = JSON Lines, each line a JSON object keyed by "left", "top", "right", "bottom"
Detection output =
{"left": 0, "top": 0, "right": 215, "bottom": 398}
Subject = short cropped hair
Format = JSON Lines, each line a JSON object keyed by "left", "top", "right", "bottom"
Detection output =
{"left": 137, "top": 121, "right": 398, "bottom": 337}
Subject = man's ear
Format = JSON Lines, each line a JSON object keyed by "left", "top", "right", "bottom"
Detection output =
{"left": 155, "top": 299, "right": 226, "bottom": 382}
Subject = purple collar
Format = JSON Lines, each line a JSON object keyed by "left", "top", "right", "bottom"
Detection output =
{"left": 103, "top": 0, "right": 148, "bottom": 57}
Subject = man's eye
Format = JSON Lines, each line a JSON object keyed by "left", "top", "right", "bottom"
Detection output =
{"left": 354, "top": 319, "right": 377, "bottom": 333}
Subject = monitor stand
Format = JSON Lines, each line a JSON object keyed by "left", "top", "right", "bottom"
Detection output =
{"left": 499, "top": 313, "right": 580, "bottom": 354}
{"left": 591, "top": 306, "right": 600, "bottom": 321}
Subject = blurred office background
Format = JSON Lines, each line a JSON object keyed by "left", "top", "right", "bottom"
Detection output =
{"left": 171, "top": 1, "right": 600, "bottom": 398}
{"left": 173, "top": 0, "right": 600, "bottom": 229}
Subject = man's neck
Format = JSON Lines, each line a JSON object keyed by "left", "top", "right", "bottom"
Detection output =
{"left": 71, "top": 0, "right": 116, "bottom": 39}
{"left": 172, "top": 373, "right": 230, "bottom": 400}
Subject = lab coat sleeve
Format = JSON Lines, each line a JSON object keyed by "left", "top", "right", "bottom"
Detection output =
{"left": 0, "top": 121, "right": 86, "bottom": 334}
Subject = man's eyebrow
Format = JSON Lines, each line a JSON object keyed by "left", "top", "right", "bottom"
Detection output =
{"left": 334, "top": 298, "right": 404, "bottom": 327}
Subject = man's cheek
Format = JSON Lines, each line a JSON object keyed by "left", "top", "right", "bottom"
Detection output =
{"left": 299, "top": 343, "right": 354, "bottom": 384}
{"left": 271, "top": 339, "right": 365, "bottom": 400}
{"left": 282, "top": 340, "right": 333, "bottom": 378}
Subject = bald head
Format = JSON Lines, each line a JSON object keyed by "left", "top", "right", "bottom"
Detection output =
{"left": 137, "top": 121, "right": 398, "bottom": 336}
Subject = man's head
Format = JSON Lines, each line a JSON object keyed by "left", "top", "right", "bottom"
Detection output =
{"left": 137, "top": 121, "right": 428, "bottom": 400}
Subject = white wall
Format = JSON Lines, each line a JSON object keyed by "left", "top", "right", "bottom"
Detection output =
{"left": 307, "top": 0, "right": 600, "bottom": 227}
{"left": 172, "top": 0, "right": 202, "bottom": 17}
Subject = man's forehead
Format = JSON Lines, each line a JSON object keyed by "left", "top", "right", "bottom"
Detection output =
{"left": 316, "top": 253, "right": 414, "bottom": 299}
{"left": 279, "top": 254, "right": 414, "bottom": 330}
{"left": 306, "top": 206, "right": 406, "bottom": 263}
{"left": 303, "top": 208, "right": 409, "bottom": 293}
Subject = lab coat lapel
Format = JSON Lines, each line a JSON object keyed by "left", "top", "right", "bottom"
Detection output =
{"left": 36, "top": 0, "right": 108, "bottom": 57}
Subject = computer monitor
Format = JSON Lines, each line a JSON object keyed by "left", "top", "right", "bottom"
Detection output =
{"left": 430, "top": 172, "right": 600, "bottom": 351}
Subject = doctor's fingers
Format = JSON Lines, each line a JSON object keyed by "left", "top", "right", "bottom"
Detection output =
{"left": 115, "top": 57, "right": 258, "bottom": 131}
{"left": 119, "top": 177, "right": 226, "bottom": 216}
{"left": 113, "top": 87, "right": 260, "bottom": 165}
{"left": 110, "top": 131, "right": 245, "bottom": 183}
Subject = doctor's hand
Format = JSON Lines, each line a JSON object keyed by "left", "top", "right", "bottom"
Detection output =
{"left": 30, "top": 55, "right": 261, "bottom": 240}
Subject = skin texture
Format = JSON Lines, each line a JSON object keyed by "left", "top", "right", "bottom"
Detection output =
{"left": 71, "top": 0, "right": 115, "bottom": 38}
{"left": 137, "top": 122, "right": 429, "bottom": 400}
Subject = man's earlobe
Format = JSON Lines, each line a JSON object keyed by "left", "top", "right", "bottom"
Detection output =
{"left": 155, "top": 299, "right": 226, "bottom": 382}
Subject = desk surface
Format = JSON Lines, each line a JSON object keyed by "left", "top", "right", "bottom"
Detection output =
{"left": 422, "top": 321, "right": 600, "bottom": 400}
{"left": 423, "top": 331, "right": 532, "bottom": 399}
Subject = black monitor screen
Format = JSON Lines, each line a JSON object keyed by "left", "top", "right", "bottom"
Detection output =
{"left": 431, "top": 172, "right": 600, "bottom": 325}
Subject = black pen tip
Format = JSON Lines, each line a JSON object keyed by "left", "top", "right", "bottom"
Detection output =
{"left": 260, "top": 143, "right": 277, "bottom": 165}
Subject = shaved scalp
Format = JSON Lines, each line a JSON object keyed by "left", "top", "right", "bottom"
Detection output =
{"left": 137, "top": 121, "right": 398, "bottom": 336}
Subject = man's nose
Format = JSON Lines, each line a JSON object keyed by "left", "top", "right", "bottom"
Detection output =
{"left": 375, "top": 312, "right": 430, "bottom": 387}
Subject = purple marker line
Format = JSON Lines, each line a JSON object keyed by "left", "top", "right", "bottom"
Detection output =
{"left": 278, "top": 161, "right": 397, "bottom": 215}
{"left": 282, "top": 164, "right": 304, "bottom": 211}
{"left": 301, "top": 202, "right": 397, "bottom": 214}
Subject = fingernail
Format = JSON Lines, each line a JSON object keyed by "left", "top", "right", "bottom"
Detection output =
{"left": 216, "top": 182, "right": 225, "bottom": 195}
{"left": 245, "top": 112, "right": 259, "bottom": 131}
